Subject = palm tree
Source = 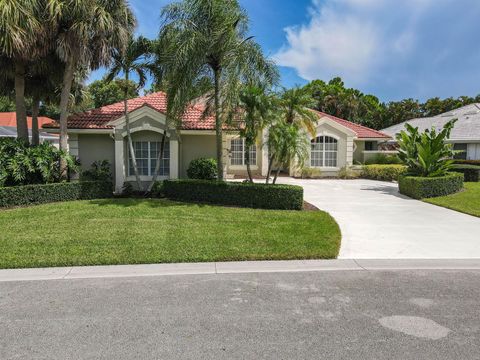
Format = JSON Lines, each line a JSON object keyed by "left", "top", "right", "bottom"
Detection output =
{"left": 279, "top": 87, "right": 318, "bottom": 136}
{"left": 159, "top": 0, "right": 278, "bottom": 180}
{"left": 0, "top": 0, "right": 43, "bottom": 142}
{"left": 50, "top": 0, "right": 135, "bottom": 177}
{"left": 266, "top": 121, "right": 309, "bottom": 184}
{"left": 238, "top": 85, "right": 274, "bottom": 182}
{"left": 106, "top": 36, "right": 152, "bottom": 191}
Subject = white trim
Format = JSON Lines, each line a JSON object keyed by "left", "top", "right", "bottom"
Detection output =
{"left": 121, "top": 124, "right": 167, "bottom": 138}
{"left": 179, "top": 130, "right": 217, "bottom": 135}
{"left": 230, "top": 165, "right": 259, "bottom": 171}
{"left": 169, "top": 139, "right": 179, "bottom": 179}
{"left": 107, "top": 105, "right": 166, "bottom": 127}
{"left": 114, "top": 139, "right": 125, "bottom": 194}
{"left": 44, "top": 128, "right": 113, "bottom": 134}
{"left": 310, "top": 135, "right": 339, "bottom": 168}
{"left": 126, "top": 175, "right": 169, "bottom": 182}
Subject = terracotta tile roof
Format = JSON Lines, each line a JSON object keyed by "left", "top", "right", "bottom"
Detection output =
{"left": 311, "top": 110, "right": 391, "bottom": 139}
{"left": 0, "top": 112, "right": 56, "bottom": 128}
{"left": 43, "top": 92, "right": 218, "bottom": 130}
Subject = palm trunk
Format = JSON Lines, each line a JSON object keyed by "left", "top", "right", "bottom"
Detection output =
{"left": 214, "top": 67, "right": 224, "bottom": 181}
{"left": 14, "top": 61, "right": 29, "bottom": 143}
{"left": 147, "top": 129, "right": 167, "bottom": 193}
{"left": 124, "top": 73, "right": 142, "bottom": 191}
{"left": 31, "top": 96, "right": 40, "bottom": 146}
{"left": 58, "top": 58, "right": 76, "bottom": 178}
{"left": 266, "top": 155, "right": 274, "bottom": 184}
{"left": 273, "top": 168, "right": 281, "bottom": 184}
{"left": 245, "top": 143, "right": 253, "bottom": 183}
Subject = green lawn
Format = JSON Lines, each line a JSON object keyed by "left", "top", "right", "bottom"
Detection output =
{"left": 0, "top": 198, "right": 341, "bottom": 269}
{"left": 424, "top": 182, "right": 480, "bottom": 217}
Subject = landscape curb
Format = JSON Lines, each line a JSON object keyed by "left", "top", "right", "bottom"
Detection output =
{"left": 1, "top": 259, "right": 480, "bottom": 282}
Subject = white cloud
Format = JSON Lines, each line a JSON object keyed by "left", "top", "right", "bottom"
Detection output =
{"left": 274, "top": 0, "right": 437, "bottom": 86}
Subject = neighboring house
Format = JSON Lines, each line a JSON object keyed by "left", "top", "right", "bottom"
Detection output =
{"left": 43, "top": 92, "right": 390, "bottom": 192}
{"left": 381, "top": 104, "right": 480, "bottom": 160}
{"left": 0, "top": 112, "right": 59, "bottom": 146}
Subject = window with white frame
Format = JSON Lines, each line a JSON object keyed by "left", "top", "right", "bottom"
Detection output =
{"left": 230, "top": 138, "right": 256, "bottom": 166}
{"left": 128, "top": 140, "right": 170, "bottom": 176}
{"left": 311, "top": 136, "right": 338, "bottom": 167}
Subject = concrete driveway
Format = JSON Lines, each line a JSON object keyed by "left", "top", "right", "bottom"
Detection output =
{"left": 280, "top": 178, "right": 480, "bottom": 259}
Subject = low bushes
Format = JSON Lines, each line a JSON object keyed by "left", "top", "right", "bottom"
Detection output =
{"left": 187, "top": 158, "right": 217, "bottom": 180}
{"left": 451, "top": 164, "right": 480, "bottom": 182}
{"left": 162, "top": 179, "right": 303, "bottom": 210}
{"left": 0, "top": 181, "right": 113, "bottom": 208}
{"left": 398, "top": 172, "right": 464, "bottom": 199}
{"left": 361, "top": 164, "right": 407, "bottom": 181}
{"left": 364, "top": 153, "right": 402, "bottom": 165}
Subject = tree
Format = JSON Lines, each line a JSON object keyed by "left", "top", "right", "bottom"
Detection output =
{"left": 159, "top": 0, "right": 278, "bottom": 180}
{"left": 106, "top": 36, "right": 152, "bottom": 191}
{"left": 266, "top": 121, "right": 309, "bottom": 184}
{"left": 238, "top": 85, "right": 274, "bottom": 182}
{"left": 397, "top": 120, "right": 457, "bottom": 177}
{"left": 88, "top": 78, "right": 139, "bottom": 108}
{"left": 51, "top": 0, "right": 135, "bottom": 177}
{"left": 0, "top": 0, "right": 43, "bottom": 142}
{"left": 278, "top": 87, "right": 317, "bottom": 136}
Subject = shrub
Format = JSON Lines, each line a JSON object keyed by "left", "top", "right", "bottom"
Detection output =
{"left": 121, "top": 182, "right": 134, "bottom": 196}
{"left": 151, "top": 181, "right": 165, "bottom": 197}
{"left": 80, "top": 160, "right": 112, "bottom": 181}
{"left": 338, "top": 166, "right": 360, "bottom": 179}
{"left": 364, "top": 153, "right": 402, "bottom": 165}
{"left": 162, "top": 179, "right": 303, "bottom": 210}
{"left": 398, "top": 172, "right": 464, "bottom": 199}
{"left": 0, "top": 138, "right": 78, "bottom": 187}
{"left": 362, "top": 165, "right": 407, "bottom": 181}
{"left": 451, "top": 164, "right": 480, "bottom": 182}
{"left": 396, "top": 120, "right": 456, "bottom": 177}
{"left": 0, "top": 181, "right": 113, "bottom": 208}
{"left": 300, "top": 166, "right": 322, "bottom": 179}
{"left": 187, "top": 158, "right": 217, "bottom": 180}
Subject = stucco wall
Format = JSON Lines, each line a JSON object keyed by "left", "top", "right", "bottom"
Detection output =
{"left": 77, "top": 134, "right": 115, "bottom": 174}
{"left": 353, "top": 140, "right": 365, "bottom": 164}
{"left": 180, "top": 134, "right": 217, "bottom": 178}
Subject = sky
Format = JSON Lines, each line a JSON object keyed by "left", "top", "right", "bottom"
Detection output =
{"left": 91, "top": 0, "right": 480, "bottom": 102}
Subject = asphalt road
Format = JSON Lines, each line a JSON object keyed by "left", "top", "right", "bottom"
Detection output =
{"left": 1, "top": 270, "right": 479, "bottom": 359}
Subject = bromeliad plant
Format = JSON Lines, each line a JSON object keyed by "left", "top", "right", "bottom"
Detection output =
{"left": 397, "top": 119, "right": 457, "bottom": 177}
{"left": 0, "top": 138, "right": 78, "bottom": 187}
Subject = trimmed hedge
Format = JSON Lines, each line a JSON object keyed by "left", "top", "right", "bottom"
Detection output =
{"left": 0, "top": 181, "right": 113, "bottom": 208}
{"left": 162, "top": 179, "right": 303, "bottom": 210}
{"left": 451, "top": 164, "right": 480, "bottom": 182}
{"left": 362, "top": 164, "right": 408, "bottom": 182}
{"left": 398, "top": 173, "right": 464, "bottom": 199}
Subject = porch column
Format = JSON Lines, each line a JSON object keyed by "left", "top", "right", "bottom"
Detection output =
{"left": 346, "top": 136, "right": 354, "bottom": 166}
{"left": 114, "top": 136, "right": 125, "bottom": 194}
{"left": 169, "top": 138, "right": 179, "bottom": 179}
{"left": 261, "top": 129, "right": 269, "bottom": 176}
{"left": 68, "top": 134, "right": 80, "bottom": 180}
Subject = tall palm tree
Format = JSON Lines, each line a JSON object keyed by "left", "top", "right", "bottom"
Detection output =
{"left": 106, "top": 36, "right": 152, "bottom": 191}
{"left": 238, "top": 85, "right": 274, "bottom": 182}
{"left": 50, "top": 0, "right": 135, "bottom": 177}
{"left": 159, "top": 0, "right": 278, "bottom": 180}
{"left": 0, "top": 0, "right": 43, "bottom": 142}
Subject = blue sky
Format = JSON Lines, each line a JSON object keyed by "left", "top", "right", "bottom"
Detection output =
{"left": 91, "top": 0, "right": 480, "bottom": 102}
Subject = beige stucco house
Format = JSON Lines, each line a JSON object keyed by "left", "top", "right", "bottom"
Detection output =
{"left": 44, "top": 92, "right": 390, "bottom": 192}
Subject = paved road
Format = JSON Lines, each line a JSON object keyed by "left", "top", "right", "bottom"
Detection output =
{"left": 281, "top": 179, "right": 480, "bottom": 259}
{"left": 1, "top": 270, "right": 480, "bottom": 359}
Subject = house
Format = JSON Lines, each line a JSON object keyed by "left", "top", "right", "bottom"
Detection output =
{"left": 0, "top": 112, "right": 59, "bottom": 145}
{"left": 381, "top": 104, "right": 480, "bottom": 160}
{"left": 43, "top": 92, "right": 391, "bottom": 192}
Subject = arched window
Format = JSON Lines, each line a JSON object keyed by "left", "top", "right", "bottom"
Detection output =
{"left": 311, "top": 136, "right": 338, "bottom": 167}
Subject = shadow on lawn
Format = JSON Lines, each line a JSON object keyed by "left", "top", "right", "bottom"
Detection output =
{"left": 88, "top": 198, "right": 196, "bottom": 208}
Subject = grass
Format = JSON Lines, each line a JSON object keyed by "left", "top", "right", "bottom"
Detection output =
{"left": 424, "top": 182, "right": 480, "bottom": 217}
{"left": 0, "top": 198, "right": 341, "bottom": 269}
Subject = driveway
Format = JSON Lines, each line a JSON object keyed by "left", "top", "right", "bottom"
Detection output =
{"left": 280, "top": 178, "right": 480, "bottom": 259}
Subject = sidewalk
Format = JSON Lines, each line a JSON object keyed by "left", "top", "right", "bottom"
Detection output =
{"left": 1, "top": 259, "right": 480, "bottom": 282}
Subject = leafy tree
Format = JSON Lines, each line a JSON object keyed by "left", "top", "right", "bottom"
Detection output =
{"left": 51, "top": 0, "right": 136, "bottom": 177}
{"left": 88, "top": 78, "right": 139, "bottom": 108}
{"left": 106, "top": 36, "right": 152, "bottom": 191}
{"left": 278, "top": 87, "right": 317, "bottom": 136}
{"left": 0, "top": 96, "right": 14, "bottom": 112}
{"left": 397, "top": 120, "right": 457, "bottom": 177}
{"left": 159, "top": 0, "right": 278, "bottom": 180}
